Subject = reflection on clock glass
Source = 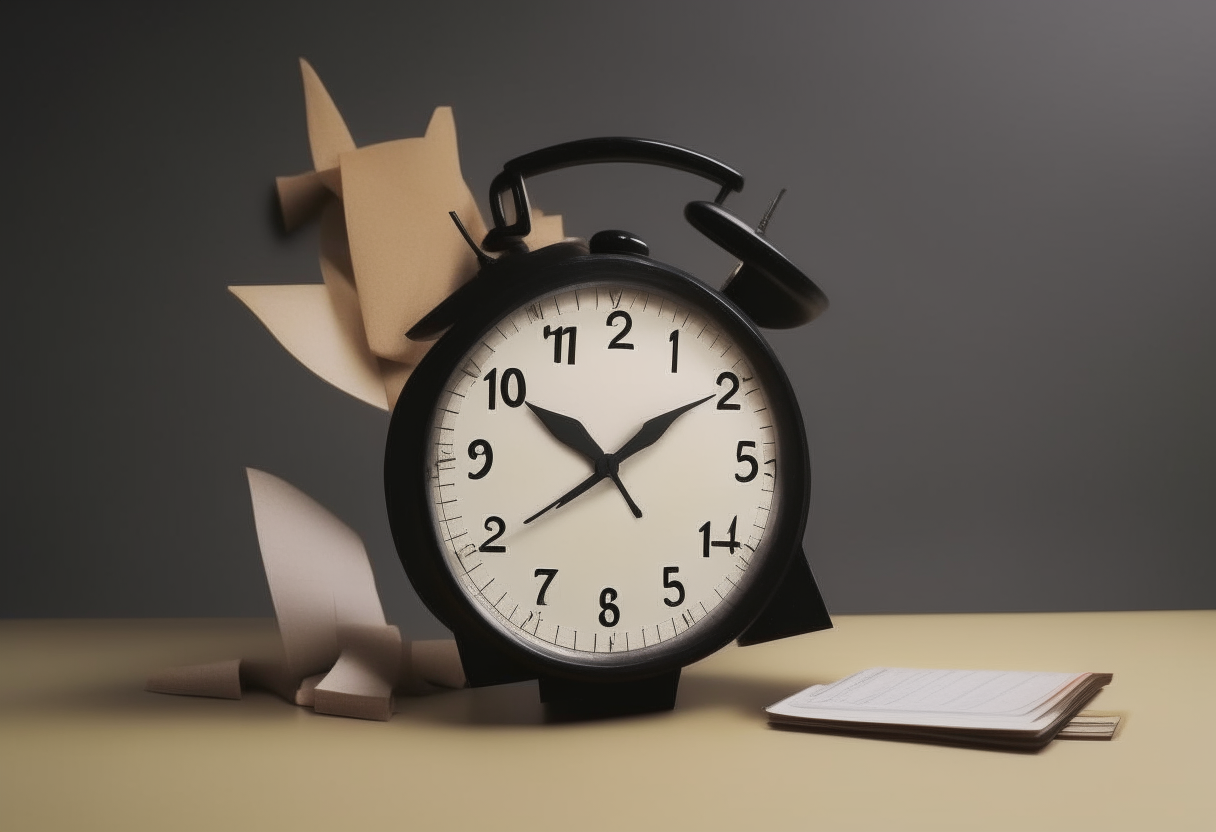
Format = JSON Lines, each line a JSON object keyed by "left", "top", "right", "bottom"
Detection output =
{"left": 425, "top": 281, "right": 783, "bottom": 663}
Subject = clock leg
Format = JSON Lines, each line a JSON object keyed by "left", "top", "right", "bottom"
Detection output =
{"left": 454, "top": 633, "right": 538, "bottom": 687}
{"left": 539, "top": 670, "right": 681, "bottom": 717}
{"left": 736, "top": 546, "right": 833, "bottom": 646}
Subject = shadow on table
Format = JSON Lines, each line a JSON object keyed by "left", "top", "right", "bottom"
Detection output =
{"left": 397, "top": 671, "right": 827, "bottom": 728}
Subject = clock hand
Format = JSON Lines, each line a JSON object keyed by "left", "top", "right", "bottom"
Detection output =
{"left": 614, "top": 394, "right": 715, "bottom": 463}
{"left": 522, "top": 395, "right": 711, "bottom": 525}
{"left": 524, "top": 471, "right": 603, "bottom": 524}
{"left": 525, "top": 402, "right": 605, "bottom": 462}
{"left": 525, "top": 402, "right": 644, "bottom": 519}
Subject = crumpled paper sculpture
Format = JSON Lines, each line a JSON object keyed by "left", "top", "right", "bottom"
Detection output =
{"left": 148, "top": 469, "right": 467, "bottom": 720}
{"left": 231, "top": 58, "right": 565, "bottom": 411}
{"left": 150, "top": 59, "right": 565, "bottom": 719}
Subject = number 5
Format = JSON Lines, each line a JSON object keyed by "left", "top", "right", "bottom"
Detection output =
{"left": 662, "top": 566, "right": 685, "bottom": 607}
{"left": 735, "top": 441, "right": 758, "bottom": 482}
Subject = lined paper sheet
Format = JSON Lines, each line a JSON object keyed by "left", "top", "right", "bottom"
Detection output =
{"left": 790, "top": 668, "right": 1079, "bottom": 716}
{"left": 765, "top": 667, "right": 1112, "bottom": 737}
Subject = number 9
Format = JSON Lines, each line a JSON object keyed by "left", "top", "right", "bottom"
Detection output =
{"left": 468, "top": 439, "right": 493, "bottom": 480}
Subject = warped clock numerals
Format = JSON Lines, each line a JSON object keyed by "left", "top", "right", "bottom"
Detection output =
{"left": 380, "top": 135, "right": 831, "bottom": 709}
{"left": 699, "top": 516, "right": 743, "bottom": 557}
{"left": 598, "top": 588, "right": 620, "bottom": 627}
{"left": 422, "top": 283, "right": 782, "bottom": 659}
{"left": 543, "top": 325, "right": 577, "bottom": 365}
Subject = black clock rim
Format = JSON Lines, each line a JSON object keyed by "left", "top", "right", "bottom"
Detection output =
{"left": 384, "top": 253, "right": 811, "bottom": 683}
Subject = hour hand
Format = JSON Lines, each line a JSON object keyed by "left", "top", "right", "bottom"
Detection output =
{"left": 526, "top": 402, "right": 605, "bottom": 462}
{"left": 525, "top": 402, "right": 643, "bottom": 519}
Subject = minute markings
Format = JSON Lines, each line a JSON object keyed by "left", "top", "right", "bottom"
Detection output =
{"left": 428, "top": 284, "right": 779, "bottom": 659}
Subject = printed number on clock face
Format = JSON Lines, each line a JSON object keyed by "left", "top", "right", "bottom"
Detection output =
{"left": 426, "top": 281, "right": 782, "bottom": 662}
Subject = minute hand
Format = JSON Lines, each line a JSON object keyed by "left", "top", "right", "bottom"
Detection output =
{"left": 521, "top": 394, "right": 714, "bottom": 526}
{"left": 614, "top": 394, "right": 715, "bottom": 463}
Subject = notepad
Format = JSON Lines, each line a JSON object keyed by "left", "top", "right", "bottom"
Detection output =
{"left": 765, "top": 668, "right": 1115, "bottom": 749}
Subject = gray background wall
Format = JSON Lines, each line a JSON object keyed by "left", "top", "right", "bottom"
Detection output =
{"left": 6, "top": 1, "right": 1214, "bottom": 636}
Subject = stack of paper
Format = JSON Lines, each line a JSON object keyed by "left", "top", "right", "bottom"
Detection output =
{"left": 766, "top": 668, "right": 1115, "bottom": 749}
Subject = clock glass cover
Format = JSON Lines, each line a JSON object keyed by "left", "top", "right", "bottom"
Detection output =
{"left": 422, "top": 274, "right": 789, "bottom": 668}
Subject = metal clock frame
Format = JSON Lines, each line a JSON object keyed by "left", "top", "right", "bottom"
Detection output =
{"left": 385, "top": 249, "right": 812, "bottom": 692}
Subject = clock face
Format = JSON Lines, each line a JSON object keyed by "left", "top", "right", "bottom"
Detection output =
{"left": 418, "top": 273, "right": 793, "bottom": 670}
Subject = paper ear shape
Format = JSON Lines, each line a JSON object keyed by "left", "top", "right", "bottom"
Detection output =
{"left": 300, "top": 57, "right": 356, "bottom": 173}
{"left": 233, "top": 60, "right": 566, "bottom": 411}
{"left": 338, "top": 106, "right": 488, "bottom": 366}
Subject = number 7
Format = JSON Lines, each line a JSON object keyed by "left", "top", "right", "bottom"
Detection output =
{"left": 534, "top": 568, "right": 558, "bottom": 605}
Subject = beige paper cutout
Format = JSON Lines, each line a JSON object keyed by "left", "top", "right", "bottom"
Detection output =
{"left": 275, "top": 171, "right": 328, "bottom": 231}
{"left": 300, "top": 58, "right": 355, "bottom": 174}
{"left": 526, "top": 210, "right": 568, "bottom": 250}
{"left": 146, "top": 659, "right": 243, "bottom": 700}
{"left": 379, "top": 358, "right": 414, "bottom": 412}
{"left": 246, "top": 468, "right": 386, "bottom": 679}
{"left": 148, "top": 470, "right": 467, "bottom": 720}
{"left": 229, "top": 283, "right": 388, "bottom": 410}
{"left": 312, "top": 624, "right": 404, "bottom": 721}
{"left": 339, "top": 107, "right": 488, "bottom": 365}
{"left": 409, "top": 640, "right": 467, "bottom": 690}
{"left": 233, "top": 61, "right": 565, "bottom": 411}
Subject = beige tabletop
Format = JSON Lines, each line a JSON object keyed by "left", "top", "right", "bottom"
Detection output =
{"left": 1, "top": 611, "right": 1212, "bottom": 831}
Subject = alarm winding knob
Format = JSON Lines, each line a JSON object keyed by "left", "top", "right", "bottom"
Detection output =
{"left": 589, "top": 230, "right": 650, "bottom": 257}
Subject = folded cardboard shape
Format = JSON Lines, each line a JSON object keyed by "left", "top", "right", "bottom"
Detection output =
{"left": 231, "top": 59, "right": 565, "bottom": 411}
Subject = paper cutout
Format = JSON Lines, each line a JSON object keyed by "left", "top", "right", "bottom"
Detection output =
{"left": 229, "top": 284, "right": 388, "bottom": 409}
{"left": 246, "top": 468, "right": 386, "bottom": 676}
{"left": 338, "top": 107, "right": 488, "bottom": 365}
{"left": 162, "top": 61, "right": 579, "bottom": 720}
{"left": 231, "top": 59, "right": 565, "bottom": 411}
{"left": 300, "top": 57, "right": 355, "bottom": 175}
{"left": 312, "top": 624, "right": 404, "bottom": 721}
{"left": 147, "top": 469, "right": 467, "bottom": 720}
{"left": 275, "top": 171, "right": 328, "bottom": 231}
{"left": 145, "top": 659, "right": 243, "bottom": 700}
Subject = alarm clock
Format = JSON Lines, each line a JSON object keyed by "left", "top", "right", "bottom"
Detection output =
{"left": 385, "top": 138, "right": 832, "bottom": 714}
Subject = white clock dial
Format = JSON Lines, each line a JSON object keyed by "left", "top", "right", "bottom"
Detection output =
{"left": 425, "top": 280, "right": 784, "bottom": 664}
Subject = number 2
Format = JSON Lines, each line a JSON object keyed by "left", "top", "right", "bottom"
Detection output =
{"left": 606, "top": 311, "right": 634, "bottom": 349}
{"left": 716, "top": 372, "right": 741, "bottom": 410}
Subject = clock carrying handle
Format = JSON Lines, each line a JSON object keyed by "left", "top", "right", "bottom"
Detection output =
{"left": 482, "top": 137, "right": 745, "bottom": 252}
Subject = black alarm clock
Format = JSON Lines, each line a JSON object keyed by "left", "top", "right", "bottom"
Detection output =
{"left": 385, "top": 138, "right": 832, "bottom": 714}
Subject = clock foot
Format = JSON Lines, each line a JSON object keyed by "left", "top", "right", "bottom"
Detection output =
{"left": 455, "top": 633, "right": 537, "bottom": 687}
{"left": 736, "top": 546, "right": 833, "bottom": 646}
{"left": 539, "top": 670, "right": 681, "bottom": 718}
